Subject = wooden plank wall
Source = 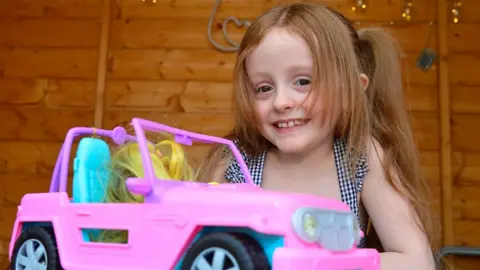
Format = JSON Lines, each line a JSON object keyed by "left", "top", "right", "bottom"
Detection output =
{"left": 0, "top": 0, "right": 478, "bottom": 269}
{"left": 448, "top": 3, "right": 480, "bottom": 269}
{"left": 0, "top": 0, "right": 102, "bottom": 268}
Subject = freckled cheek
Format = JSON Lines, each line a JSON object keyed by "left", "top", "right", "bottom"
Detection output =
{"left": 301, "top": 95, "right": 326, "bottom": 115}
{"left": 253, "top": 101, "right": 271, "bottom": 123}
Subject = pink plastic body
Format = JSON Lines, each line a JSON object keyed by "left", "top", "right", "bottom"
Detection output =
{"left": 9, "top": 118, "right": 380, "bottom": 270}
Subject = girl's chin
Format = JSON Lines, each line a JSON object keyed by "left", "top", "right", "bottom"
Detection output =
{"left": 272, "top": 139, "right": 311, "bottom": 155}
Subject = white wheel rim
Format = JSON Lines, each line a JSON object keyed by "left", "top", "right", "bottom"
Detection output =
{"left": 15, "top": 239, "right": 48, "bottom": 270}
{"left": 191, "top": 247, "right": 240, "bottom": 270}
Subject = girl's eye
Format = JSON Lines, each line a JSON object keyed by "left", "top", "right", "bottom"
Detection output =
{"left": 256, "top": 85, "right": 272, "bottom": 93}
{"left": 294, "top": 78, "right": 311, "bottom": 86}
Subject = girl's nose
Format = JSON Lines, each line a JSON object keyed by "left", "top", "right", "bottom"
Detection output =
{"left": 273, "top": 89, "right": 295, "bottom": 112}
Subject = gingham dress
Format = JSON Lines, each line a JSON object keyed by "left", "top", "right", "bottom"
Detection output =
{"left": 224, "top": 137, "right": 369, "bottom": 247}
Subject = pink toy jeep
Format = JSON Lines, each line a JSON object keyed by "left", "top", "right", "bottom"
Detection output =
{"left": 9, "top": 118, "right": 380, "bottom": 270}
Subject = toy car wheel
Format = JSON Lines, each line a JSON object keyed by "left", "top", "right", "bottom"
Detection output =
{"left": 10, "top": 227, "right": 61, "bottom": 270}
{"left": 181, "top": 232, "right": 269, "bottom": 270}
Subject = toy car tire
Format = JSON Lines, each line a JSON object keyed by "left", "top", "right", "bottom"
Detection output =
{"left": 181, "top": 232, "right": 269, "bottom": 270}
{"left": 10, "top": 227, "right": 62, "bottom": 270}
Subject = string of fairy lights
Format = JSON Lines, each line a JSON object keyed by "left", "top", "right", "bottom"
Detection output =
{"left": 351, "top": 0, "right": 367, "bottom": 12}
{"left": 140, "top": 0, "right": 464, "bottom": 24}
{"left": 452, "top": 0, "right": 462, "bottom": 24}
{"left": 351, "top": 0, "right": 463, "bottom": 23}
{"left": 401, "top": 0, "right": 412, "bottom": 22}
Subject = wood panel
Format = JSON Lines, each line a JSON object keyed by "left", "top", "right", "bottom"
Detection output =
{"left": 0, "top": 48, "right": 98, "bottom": 78}
{"left": 103, "top": 81, "right": 437, "bottom": 113}
{"left": 106, "top": 50, "right": 435, "bottom": 83}
{"left": 448, "top": 8, "right": 480, "bottom": 268}
{"left": 449, "top": 23, "right": 480, "bottom": 53}
{"left": 0, "top": 0, "right": 101, "bottom": 19}
{"left": 110, "top": 19, "right": 436, "bottom": 53}
{"left": 2, "top": 0, "right": 480, "bottom": 269}
{"left": 0, "top": 108, "right": 93, "bottom": 141}
{"left": 450, "top": 54, "right": 480, "bottom": 86}
{"left": 455, "top": 3, "right": 480, "bottom": 23}
{"left": 103, "top": 0, "right": 445, "bottom": 266}
{"left": 114, "top": 0, "right": 436, "bottom": 21}
{"left": 0, "top": 78, "right": 95, "bottom": 108}
{"left": 0, "top": 1, "right": 101, "bottom": 267}
{"left": 0, "top": 19, "right": 100, "bottom": 48}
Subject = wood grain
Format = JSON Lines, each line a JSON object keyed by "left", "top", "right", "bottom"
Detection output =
{"left": 450, "top": 54, "right": 480, "bottom": 86}
{"left": 453, "top": 186, "right": 480, "bottom": 221}
{"left": 0, "top": 48, "right": 98, "bottom": 79}
{"left": 455, "top": 4, "right": 480, "bottom": 23}
{"left": 409, "top": 112, "right": 439, "bottom": 151}
{"left": 0, "top": 19, "right": 99, "bottom": 48}
{"left": 0, "top": 108, "right": 93, "bottom": 141}
{"left": 455, "top": 221, "right": 480, "bottom": 247}
{"left": 0, "top": 108, "right": 437, "bottom": 149}
{"left": 110, "top": 19, "right": 436, "bottom": 53}
{"left": 106, "top": 80, "right": 186, "bottom": 111}
{"left": 0, "top": 78, "right": 95, "bottom": 108}
{"left": 114, "top": 0, "right": 436, "bottom": 21}
{"left": 103, "top": 81, "right": 438, "bottom": 113}
{"left": 104, "top": 111, "right": 235, "bottom": 137}
{"left": 0, "top": 141, "right": 62, "bottom": 174}
{"left": 107, "top": 50, "right": 436, "bottom": 84}
{"left": 449, "top": 23, "right": 480, "bottom": 53}
{"left": 452, "top": 152, "right": 480, "bottom": 186}
{"left": 0, "top": 0, "right": 101, "bottom": 19}
{"left": 451, "top": 86, "right": 480, "bottom": 114}
{"left": 452, "top": 115, "right": 480, "bottom": 152}
{"left": 106, "top": 49, "right": 235, "bottom": 81}
{"left": 1, "top": 174, "right": 52, "bottom": 208}
{"left": 1, "top": 0, "right": 479, "bottom": 268}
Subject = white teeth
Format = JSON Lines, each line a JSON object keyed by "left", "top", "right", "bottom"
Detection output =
{"left": 275, "top": 119, "right": 306, "bottom": 128}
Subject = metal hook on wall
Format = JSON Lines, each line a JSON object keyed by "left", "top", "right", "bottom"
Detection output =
{"left": 207, "top": 0, "right": 251, "bottom": 52}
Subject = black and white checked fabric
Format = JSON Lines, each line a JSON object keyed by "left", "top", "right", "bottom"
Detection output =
{"left": 224, "top": 137, "right": 369, "bottom": 248}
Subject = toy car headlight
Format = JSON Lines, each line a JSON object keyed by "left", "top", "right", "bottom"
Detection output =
{"left": 291, "top": 207, "right": 360, "bottom": 251}
{"left": 291, "top": 210, "right": 320, "bottom": 243}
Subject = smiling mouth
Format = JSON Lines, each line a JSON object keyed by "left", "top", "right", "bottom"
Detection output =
{"left": 273, "top": 119, "right": 309, "bottom": 129}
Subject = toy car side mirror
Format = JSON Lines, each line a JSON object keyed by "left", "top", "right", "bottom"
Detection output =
{"left": 126, "top": 177, "right": 152, "bottom": 196}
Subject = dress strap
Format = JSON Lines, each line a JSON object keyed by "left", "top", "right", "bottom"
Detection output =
{"left": 224, "top": 139, "right": 266, "bottom": 186}
{"left": 354, "top": 152, "right": 369, "bottom": 193}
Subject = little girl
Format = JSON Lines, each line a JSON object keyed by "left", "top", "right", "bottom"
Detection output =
{"left": 198, "top": 3, "right": 440, "bottom": 269}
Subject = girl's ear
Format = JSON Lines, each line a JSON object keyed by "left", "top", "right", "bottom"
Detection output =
{"left": 360, "top": 73, "right": 369, "bottom": 91}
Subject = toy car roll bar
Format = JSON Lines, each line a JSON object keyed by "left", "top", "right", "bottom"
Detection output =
{"left": 49, "top": 118, "right": 254, "bottom": 194}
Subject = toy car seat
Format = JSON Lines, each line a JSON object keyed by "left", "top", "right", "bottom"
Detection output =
{"left": 72, "top": 137, "right": 111, "bottom": 242}
{"left": 72, "top": 137, "right": 111, "bottom": 204}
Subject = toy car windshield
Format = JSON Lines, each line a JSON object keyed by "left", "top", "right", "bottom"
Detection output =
{"left": 129, "top": 118, "right": 254, "bottom": 185}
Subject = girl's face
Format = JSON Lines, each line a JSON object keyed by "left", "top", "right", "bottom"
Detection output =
{"left": 245, "top": 27, "right": 336, "bottom": 154}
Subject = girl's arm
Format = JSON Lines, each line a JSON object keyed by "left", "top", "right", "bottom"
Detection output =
{"left": 361, "top": 140, "right": 436, "bottom": 270}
